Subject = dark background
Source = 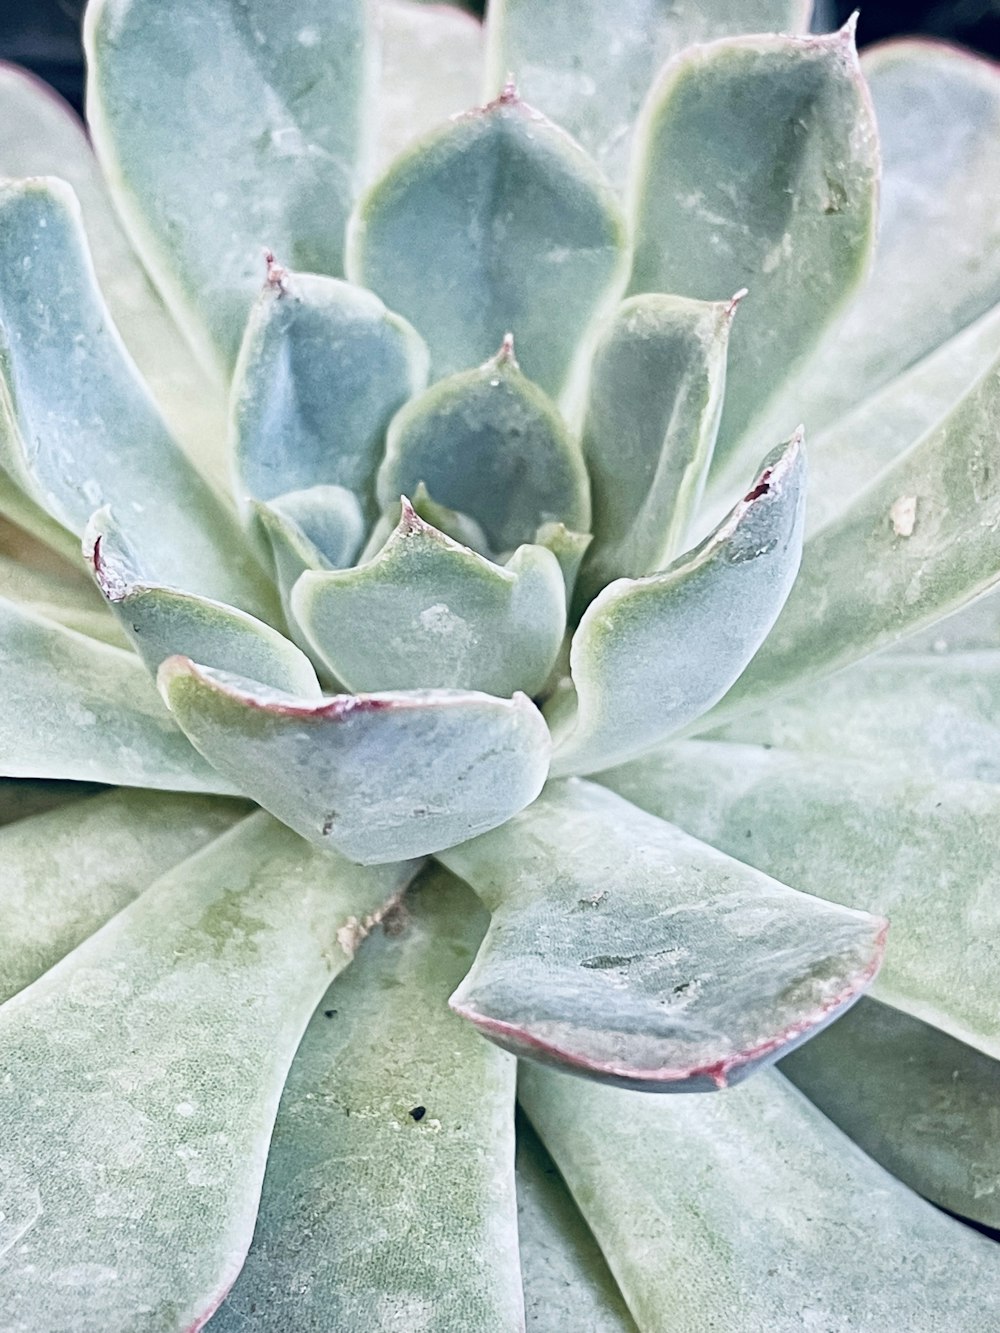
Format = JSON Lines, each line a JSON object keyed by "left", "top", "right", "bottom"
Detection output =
{"left": 1, "top": 1, "right": 999, "bottom": 120}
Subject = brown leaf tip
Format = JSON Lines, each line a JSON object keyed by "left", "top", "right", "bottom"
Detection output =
{"left": 264, "top": 247, "right": 289, "bottom": 294}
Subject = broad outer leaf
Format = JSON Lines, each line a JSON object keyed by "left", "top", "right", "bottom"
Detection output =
{"left": 348, "top": 87, "right": 629, "bottom": 399}
{"left": 438, "top": 780, "right": 886, "bottom": 1091}
{"left": 0, "top": 549, "right": 125, "bottom": 648}
{"left": 714, "top": 347, "right": 1000, "bottom": 721}
{"left": 0, "top": 178, "right": 272, "bottom": 618}
{"left": 549, "top": 437, "right": 805, "bottom": 777}
{"left": 577, "top": 292, "right": 738, "bottom": 606}
{"left": 87, "top": 507, "right": 320, "bottom": 695}
{"left": 159, "top": 660, "right": 552, "bottom": 863}
{"left": 0, "top": 787, "right": 246, "bottom": 1004}
{"left": 782, "top": 997, "right": 1000, "bottom": 1230}
{"left": 0, "top": 597, "right": 237, "bottom": 794}
{"left": 0, "top": 815, "right": 416, "bottom": 1332}
{"left": 293, "top": 501, "right": 566, "bottom": 697}
{"left": 629, "top": 26, "right": 879, "bottom": 473}
{"left": 86, "top": 0, "right": 372, "bottom": 373}
{"left": 375, "top": 0, "right": 485, "bottom": 174}
{"left": 484, "top": 0, "right": 812, "bottom": 188}
{"left": 515, "top": 1116, "right": 639, "bottom": 1333}
{"left": 231, "top": 271, "right": 428, "bottom": 522}
{"left": 521, "top": 1065, "right": 1000, "bottom": 1331}
{"left": 0, "top": 61, "right": 229, "bottom": 490}
{"left": 214, "top": 867, "right": 523, "bottom": 1332}
{"left": 378, "top": 339, "right": 591, "bottom": 553}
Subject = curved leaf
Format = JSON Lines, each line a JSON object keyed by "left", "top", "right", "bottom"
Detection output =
{"left": 251, "top": 485, "right": 366, "bottom": 623}
{"left": 0, "top": 549, "right": 125, "bottom": 648}
{"left": 0, "top": 814, "right": 415, "bottom": 1332}
{"left": 549, "top": 437, "right": 805, "bottom": 777}
{"left": 629, "top": 25, "right": 879, "bottom": 473}
{"left": 214, "top": 867, "right": 523, "bottom": 1331}
{"left": 0, "top": 597, "right": 236, "bottom": 793}
{"left": 0, "top": 787, "right": 246, "bottom": 1004}
{"left": 231, "top": 271, "right": 428, "bottom": 522}
{"left": 159, "top": 659, "right": 552, "bottom": 863}
{"left": 0, "top": 178, "right": 272, "bottom": 617}
{"left": 438, "top": 780, "right": 886, "bottom": 1092}
{"left": 782, "top": 997, "right": 1000, "bottom": 1230}
{"left": 484, "top": 0, "right": 812, "bottom": 187}
{"left": 294, "top": 501, "right": 566, "bottom": 696}
{"left": 85, "top": 0, "right": 373, "bottom": 373}
{"left": 378, "top": 339, "right": 591, "bottom": 552}
{"left": 521, "top": 1065, "right": 1000, "bottom": 1332}
{"left": 86, "top": 507, "right": 320, "bottom": 695}
{"left": 348, "top": 87, "right": 629, "bottom": 398}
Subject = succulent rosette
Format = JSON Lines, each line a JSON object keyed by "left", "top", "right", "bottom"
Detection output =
{"left": 2, "top": 1, "right": 1000, "bottom": 1328}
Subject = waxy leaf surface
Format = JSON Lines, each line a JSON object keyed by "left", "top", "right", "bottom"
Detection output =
{"left": 439, "top": 781, "right": 885, "bottom": 1092}
{"left": 349, "top": 90, "right": 629, "bottom": 397}
{"left": 86, "top": 0, "right": 371, "bottom": 372}
{"left": 0, "top": 815, "right": 416, "bottom": 1332}
{"left": 160, "top": 660, "right": 551, "bottom": 863}
{"left": 215, "top": 867, "right": 523, "bottom": 1332}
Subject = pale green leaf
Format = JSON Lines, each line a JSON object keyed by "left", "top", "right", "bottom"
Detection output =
{"left": 0, "top": 787, "right": 246, "bottom": 1004}
{"left": 294, "top": 501, "right": 566, "bottom": 696}
{"left": 0, "top": 814, "right": 415, "bottom": 1332}
{"left": 782, "top": 998, "right": 1000, "bottom": 1230}
{"left": 438, "top": 780, "right": 885, "bottom": 1091}
{"left": 714, "top": 347, "right": 1000, "bottom": 721}
{"left": 0, "top": 549, "right": 125, "bottom": 648}
{"left": 87, "top": 506, "right": 320, "bottom": 695}
{"left": 549, "top": 438, "right": 804, "bottom": 777}
{"left": 485, "top": 0, "right": 812, "bottom": 188}
{"left": 0, "top": 779, "right": 104, "bottom": 829}
{"left": 378, "top": 339, "right": 591, "bottom": 552}
{"left": 521, "top": 1065, "right": 1000, "bottom": 1332}
{"left": 515, "top": 1116, "right": 638, "bottom": 1333}
{"left": 599, "top": 740, "right": 1000, "bottom": 1063}
{"left": 85, "top": 0, "right": 373, "bottom": 373}
{"left": 0, "top": 178, "right": 273, "bottom": 618}
{"left": 629, "top": 26, "right": 879, "bottom": 474}
{"left": 533, "top": 523, "right": 592, "bottom": 605}
{"left": 0, "top": 597, "right": 237, "bottom": 793}
{"left": 159, "top": 659, "right": 552, "bottom": 863}
{"left": 0, "top": 61, "right": 230, "bottom": 490}
{"left": 231, "top": 271, "right": 428, "bottom": 522}
{"left": 213, "top": 866, "right": 522, "bottom": 1331}
{"left": 577, "top": 292, "right": 738, "bottom": 605}
{"left": 375, "top": 0, "right": 485, "bottom": 175}
{"left": 348, "top": 89, "right": 629, "bottom": 399}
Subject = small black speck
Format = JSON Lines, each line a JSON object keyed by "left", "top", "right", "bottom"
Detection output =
{"left": 745, "top": 829, "right": 752, "bottom": 839}
{"left": 409, "top": 1105, "right": 426, "bottom": 1122}
{"left": 323, "top": 1009, "right": 337, "bottom": 1019}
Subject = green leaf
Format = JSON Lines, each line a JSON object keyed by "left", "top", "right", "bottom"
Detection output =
{"left": 0, "top": 814, "right": 415, "bottom": 1332}
{"left": 0, "top": 597, "right": 237, "bottom": 793}
{"left": 159, "top": 659, "right": 552, "bottom": 863}
{"left": 348, "top": 88, "right": 629, "bottom": 399}
{"left": 0, "top": 779, "right": 104, "bottom": 830}
{"left": 0, "top": 60, "right": 230, "bottom": 491}
{"left": 231, "top": 271, "right": 428, "bottom": 523}
{"left": 378, "top": 339, "right": 591, "bottom": 553}
{"left": 576, "top": 292, "right": 739, "bottom": 606}
{"left": 0, "top": 549, "right": 125, "bottom": 648}
{"left": 0, "top": 178, "right": 273, "bottom": 618}
{"left": 293, "top": 500, "right": 566, "bottom": 697}
{"left": 213, "top": 866, "right": 522, "bottom": 1331}
{"left": 599, "top": 740, "right": 1000, "bottom": 1063}
{"left": 713, "top": 346, "right": 1000, "bottom": 721}
{"left": 484, "top": 0, "right": 811, "bottom": 188}
{"left": 0, "top": 787, "right": 246, "bottom": 1004}
{"left": 629, "top": 25, "right": 879, "bottom": 474}
{"left": 549, "top": 438, "right": 805, "bottom": 777}
{"left": 438, "top": 780, "right": 885, "bottom": 1092}
{"left": 87, "top": 506, "right": 320, "bottom": 695}
{"left": 782, "top": 997, "right": 1000, "bottom": 1230}
{"left": 520, "top": 1065, "right": 1000, "bottom": 1332}
{"left": 85, "top": 0, "right": 373, "bottom": 374}
{"left": 515, "top": 1115, "right": 638, "bottom": 1333}
{"left": 375, "top": 0, "right": 486, "bottom": 175}
{"left": 760, "top": 40, "right": 1000, "bottom": 443}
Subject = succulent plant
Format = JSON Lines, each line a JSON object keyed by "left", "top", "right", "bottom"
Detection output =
{"left": 2, "top": 0, "right": 1000, "bottom": 1327}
